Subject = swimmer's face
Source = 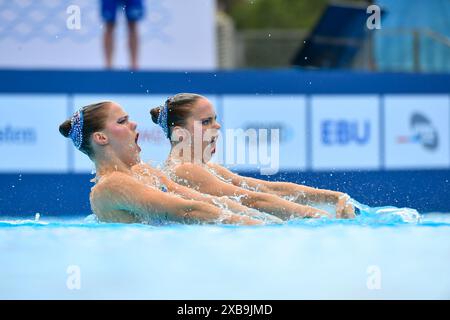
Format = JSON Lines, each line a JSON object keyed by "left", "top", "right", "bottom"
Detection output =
{"left": 182, "top": 98, "right": 221, "bottom": 162}
{"left": 96, "top": 102, "right": 141, "bottom": 166}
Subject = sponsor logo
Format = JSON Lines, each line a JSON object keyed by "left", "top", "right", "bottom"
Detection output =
{"left": 321, "top": 120, "right": 371, "bottom": 145}
{"left": 136, "top": 128, "right": 166, "bottom": 144}
{"left": 243, "top": 122, "right": 293, "bottom": 144}
{"left": 397, "top": 113, "right": 438, "bottom": 151}
{"left": 0, "top": 125, "right": 37, "bottom": 144}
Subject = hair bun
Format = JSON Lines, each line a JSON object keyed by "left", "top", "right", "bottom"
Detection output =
{"left": 59, "top": 119, "right": 72, "bottom": 138}
{"left": 150, "top": 106, "right": 161, "bottom": 124}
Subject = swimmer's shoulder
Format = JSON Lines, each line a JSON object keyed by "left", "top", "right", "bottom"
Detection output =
{"left": 90, "top": 171, "right": 137, "bottom": 198}
{"left": 89, "top": 172, "right": 141, "bottom": 223}
{"left": 132, "top": 162, "right": 171, "bottom": 187}
{"left": 207, "top": 162, "right": 229, "bottom": 174}
{"left": 172, "top": 161, "right": 207, "bottom": 178}
{"left": 171, "top": 162, "right": 229, "bottom": 190}
{"left": 206, "top": 162, "right": 238, "bottom": 181}
{"left": 96, "top": 171, "right": 133, "bottom": 184}
{"left": 206, "top": 162, "right": 220, "bottom": 170}
{"left": 131, "top": 162, "right": 159, "bottom": 175}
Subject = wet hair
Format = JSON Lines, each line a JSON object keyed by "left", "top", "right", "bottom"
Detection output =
{"left": 150, "top": 93, "right": 205, "bottom": 139}
{"left": 59, "top": 101, "right": 111, "bottom": 158}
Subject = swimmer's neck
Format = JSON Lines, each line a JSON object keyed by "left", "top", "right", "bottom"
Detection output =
{"left": 93, "top": 154, "right": 135, "bottom": 179}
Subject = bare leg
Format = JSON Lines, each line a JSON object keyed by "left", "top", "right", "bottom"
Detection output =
{"left": 103, "top": 22, "right": 115, "bottom": 69}
{"left": 127, "top": 21, "right": 139, "bottom": 70}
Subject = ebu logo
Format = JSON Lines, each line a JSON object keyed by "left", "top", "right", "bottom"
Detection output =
{"left": 0, "top": 125, "right": 37, "bottom": 144}
{"left": 397, "top": 113, "right": 438, "bottom": 151}
{"left": 321, "top": 120, "right": 371, "bottom": 145}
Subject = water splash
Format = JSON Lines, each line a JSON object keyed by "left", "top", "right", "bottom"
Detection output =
{"left": 162, "top": 160, "right": 423, "bottom": 225}
{"left": 84, "top": 214, "right": 99, "bottom": 224}
{"left": 350, "top": 198, "right": 421, "bottom": 224}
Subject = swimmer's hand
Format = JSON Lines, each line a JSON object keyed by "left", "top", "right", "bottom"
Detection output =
{"left": 219, "top": 211, "right": 264, "bottom": 226}
{"left": 295, "top": 205, "right": 332, "bottom": 219}
{"left": 336, "top": 194, "right": 356, "bottom": 219}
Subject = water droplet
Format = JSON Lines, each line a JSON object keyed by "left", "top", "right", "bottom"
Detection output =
{"left": 268, "top": 33, "right": 271, "bottom": 37}
{"left": 146, "top": 89, "right": 149, "bottom": 93}
{"left": 304, "top": 56, "right": 308, "bottom": 60}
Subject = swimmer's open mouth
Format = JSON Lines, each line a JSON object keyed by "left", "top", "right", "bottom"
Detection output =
{"left": 210, "top": 135, "right": 218, "bottom": 154}
{"left": 135, "top": 132, "right": 141, "bottom": 151}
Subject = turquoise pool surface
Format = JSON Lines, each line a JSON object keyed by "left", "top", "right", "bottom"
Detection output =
{"left": 1, "top": 207, "right": 450, "bottom": 299}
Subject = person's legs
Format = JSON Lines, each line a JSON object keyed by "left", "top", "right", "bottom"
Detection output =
{"left": 104, "top": 22, "right": 115, "bottom": 69}
{"left": 124, "top": 0, "right": 144, "bottom": 70}
{"left": 101, "top": 0, "right": 118, "bottom": 69}
{"left": 127, "top": 21, "right": 138, "bottom": 70}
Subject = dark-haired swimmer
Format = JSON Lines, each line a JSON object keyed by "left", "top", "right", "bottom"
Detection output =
{"left": 149, "top": 93, "right": 355, "bottom": 220}
{"left": 59, "top": 101, "right": 265, "bottom": 225}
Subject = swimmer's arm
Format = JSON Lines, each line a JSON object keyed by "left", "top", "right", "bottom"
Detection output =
{"left": 131, "top": 163, "right": 220, "bottom": 208}
{"left": 260, "top": 184, "right": 355, "bottom": 218}
{"left": 156, "top": 172, "right": 273, "bottom": 218}
{"left": 208, "top": 163, "right": 354, "bottom": 218}
{"left": 94, "top": 172, "right": 261, "bottom": 225}
{"left": 208, "top": 163, "right": 334, "bottom": 201}
{"left": 131, "top": 163, "right": 262, "bottom": 218}
{"left": 207, "top": 163, "right": 273, "bottom": 192}
{"left": 259, "top": 183, "right": 354, "bottom": 218}
{"left": 174, "top": 163, "right": 330, "bottom": 220}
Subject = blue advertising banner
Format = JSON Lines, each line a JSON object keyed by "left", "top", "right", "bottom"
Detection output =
{"left": 311, "top": 95, "right": 380, "bottom": 170}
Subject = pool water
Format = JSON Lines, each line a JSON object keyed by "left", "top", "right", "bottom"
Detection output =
{"left": 1, "top": 205, "right": 449, "bottom": 299}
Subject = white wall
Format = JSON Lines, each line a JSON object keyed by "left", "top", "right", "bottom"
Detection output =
{"left": 0, "top": 0, "right": 216, "bottom": 70}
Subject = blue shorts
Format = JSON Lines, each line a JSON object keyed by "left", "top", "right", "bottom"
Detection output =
{"left": 101, "top": 0, "right": 144, "bottom": 23}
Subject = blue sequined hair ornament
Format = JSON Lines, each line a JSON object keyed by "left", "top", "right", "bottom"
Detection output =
{"left": 68, "top": 108, "right": 84, "bottom": 149}
{"left": 157, "top": 99, "right": 170, "bottom": 138}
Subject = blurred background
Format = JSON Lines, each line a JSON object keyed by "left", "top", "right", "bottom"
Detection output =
{"left": 217, "top": 0, "right": 449, "bottom": 72}
{"left": 0, "top": 0, "right": 449, "bottom": 216}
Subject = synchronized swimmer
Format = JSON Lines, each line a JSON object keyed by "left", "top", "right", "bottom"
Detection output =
{"left": 148, "top": 93, "right": 355, "bottom": 220}
{"left": 59, "top": 101, "right": 263, "bottom": 225}
{"left": 59, "top": 96, "right": 355, "bottom": 225}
